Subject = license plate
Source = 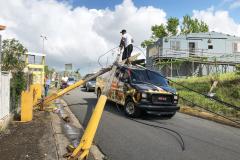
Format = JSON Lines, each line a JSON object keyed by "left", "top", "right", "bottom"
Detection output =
{"left": 158, "top": 97, "right": 167, "bottom": 101}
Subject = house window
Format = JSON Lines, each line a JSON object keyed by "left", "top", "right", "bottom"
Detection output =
{"left": 233, "top": 42, "right": 240, "bottom": 53}
{"left": 171, "top": 41, "right": 180, "bottom": 50}
{"left": 208, "top": 45, "right": 213, "bottom": 49}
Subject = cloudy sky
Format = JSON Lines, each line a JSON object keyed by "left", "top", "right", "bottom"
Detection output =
{"left": 0, "top": 0, "right": 240, "bottom": 75}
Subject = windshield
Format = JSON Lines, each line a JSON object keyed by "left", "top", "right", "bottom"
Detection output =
{"left": 89, "top": 78, "right": 96, "bottom": 82}
{"left": 130, "top": 69, "right": 168, "bottom": 86}
{"left": 68, "top": 78, "right": 75, "bottom": 81}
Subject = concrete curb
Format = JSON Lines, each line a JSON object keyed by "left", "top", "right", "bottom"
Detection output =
{"left": 59, "top": 99, "right": 105, "bottom": 160}
{"left": 50, "top": 109, "right": 71, "bottom": 160}
{"left": 180, "top": 106, "right": 240, "bottom": 128}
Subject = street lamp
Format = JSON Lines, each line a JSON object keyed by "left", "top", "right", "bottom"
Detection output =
{"left": 40, "top": 35, "right": 47, "bottom": 54}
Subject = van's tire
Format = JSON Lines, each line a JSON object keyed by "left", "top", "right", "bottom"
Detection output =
{"left": 97, "top": 88, "right": 101, "bottom": 99}
{"left": 124, "top": 98, "right": 141, "bottom": 118}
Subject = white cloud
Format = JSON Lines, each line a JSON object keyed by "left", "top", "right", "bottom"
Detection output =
{"left": 0, "top": 0, "right": 166, "bottom": 74}
{"left": 192, "top": 8, "right": 240, "bottom": 36}
{"left": 229, "top": 0, "right": 240, "bottom": 9}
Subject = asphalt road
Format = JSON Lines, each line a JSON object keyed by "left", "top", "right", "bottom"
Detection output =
{"left": 63, "top": 89, "right": 240, "bottom": 160}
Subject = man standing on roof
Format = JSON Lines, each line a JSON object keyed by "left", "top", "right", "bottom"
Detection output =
{"left": 119, "top": 29, "right": 134, "bottom": 62}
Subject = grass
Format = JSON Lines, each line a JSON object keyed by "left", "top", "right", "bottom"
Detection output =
{"left": 172, "top": 72, "right": 240, "bottom": 119}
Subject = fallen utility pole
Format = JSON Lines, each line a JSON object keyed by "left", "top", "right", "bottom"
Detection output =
{"left": 68, "top": 53, "right": 140, "bottom": 160}
{"left": 36, "top": 50, "right": 140, "bottom": 159}
{"left": 68, "top": 53, "right": 122, "bottom": 160}
{"left": 37, "top": 67, "right": 112, "bottom": 109}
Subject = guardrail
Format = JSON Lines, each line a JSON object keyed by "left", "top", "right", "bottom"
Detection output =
{"left": 154, "top": 48, "right": 240, "bottom": 63}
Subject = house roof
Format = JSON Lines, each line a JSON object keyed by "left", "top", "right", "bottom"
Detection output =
{"left": 165, "top": 31, "right": 240, "bottom": 40}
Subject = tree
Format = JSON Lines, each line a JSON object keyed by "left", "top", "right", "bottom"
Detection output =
{"left": 141, "top": 24, "right": 167, "bottom": 48}
{"left": 1, "top": 39, "right": 27, "bottom": 72}
{"left": 141, "top": 39, "right": 155, "bottom": 48}
{"left": 44, "top": 65, "right": 55, "bottom": 77}
{"left": 181, "top": 15, "right": 209, "bottom": 34}
{"left": 142, "top": 15, "right": 209, "bottom": 48}
{"left": 166, "top": 17, "right": 179, "bottom": 36}
{"left": 151, "top": 24, "right": 168, "bottom": 39}
{"left": 1, "top": 39, "right": 28, "bottom": 111}
{"left": 141, "top": 17, "right": 179, "bottom": 48}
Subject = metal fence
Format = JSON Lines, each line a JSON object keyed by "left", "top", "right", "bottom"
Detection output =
{"left": 0, "top": 72, "right": 10, "bottom": 119}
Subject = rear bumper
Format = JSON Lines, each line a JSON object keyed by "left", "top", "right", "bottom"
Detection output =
{"left": 136, "top": 103, "right": 180, "bottom": 112}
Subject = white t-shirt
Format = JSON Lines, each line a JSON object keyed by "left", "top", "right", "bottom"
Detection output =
{"left": 62, "top": 76, "right": 68, "bottom": 82}
{"left": 122, "top": 33, "right": 133, "bottom": 47}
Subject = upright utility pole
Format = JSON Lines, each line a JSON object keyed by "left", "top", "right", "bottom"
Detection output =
{"left": 40, "top": 35, "right": 47, "bottom": 54}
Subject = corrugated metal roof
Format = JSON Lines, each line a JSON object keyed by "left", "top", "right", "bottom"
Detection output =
{"left": 166, "top": 31, "right": 240, "bottom": 40}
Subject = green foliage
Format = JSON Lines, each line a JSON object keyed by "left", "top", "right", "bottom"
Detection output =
{"left": 141, "top": 17, "right": 179, "bottom": 48}
{"left": 10, "top": 72, "right": 27, "bottom": 111}
{"left": 166, "top": 17, "right": 179, "bottom": 36}
{"left": 174, "top": 72, "right": 240, "bottom": 118}
{"left": 11, "top": 72, "right": 26, "bottom": 96}
{"left": 1, "top": 39, "right": 28, "bottom": 72}
{"left": 141, "top": 39, "right": 155, "bottom": 48}
{"left": 151, "top": 24, "right": 168, "bottom": 39}
{"left": 181, "top": 15, "right": 209, "bottom": 34}
{"left": 142, "top": 15, "right": 209, "bottom": 48}
{"left": 44, "top": 65, "right": 55, "bottom": 77}
{"left": 1, "top": 39, "right": 28, "bottom": 111}
{"left": 236, "top": 64, "right": 240, "bottom": 75}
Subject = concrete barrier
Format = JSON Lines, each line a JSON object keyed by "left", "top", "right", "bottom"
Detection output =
{"left": 30, "top": 84, "right": 42, "bottom": 106}
{"left": 21, "top": 84, "right": 42, "bottom": 122}
{"left": 21, "top": 90, "right": 33, "bottom": 122}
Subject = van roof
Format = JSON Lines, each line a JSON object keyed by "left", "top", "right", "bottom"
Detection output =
{"left": 121, "top": 64, "right": 146, "bottom": 70}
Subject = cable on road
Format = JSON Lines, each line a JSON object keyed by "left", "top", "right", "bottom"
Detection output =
{"left": 129, "top": 118, "right": 185, "bottom": 151}
{"left": 114, "top": 103, "right": 185, "bottom": 151}
{"left": 152, "top": 73, "right": 240, "bottom": 126}
{"left": 151, "top": 67, "right": 240, "bottom": 111}
{"left": 179, "top": 96, "right": 240, "bottom": 127}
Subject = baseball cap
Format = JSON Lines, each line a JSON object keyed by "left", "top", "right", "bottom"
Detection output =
{"left": 120, "top": 29, "right": 126, "bottom": 33}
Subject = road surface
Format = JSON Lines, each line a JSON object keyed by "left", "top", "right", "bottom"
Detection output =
{"left": 63, "top": 89, "right": 240, "bottom": 160}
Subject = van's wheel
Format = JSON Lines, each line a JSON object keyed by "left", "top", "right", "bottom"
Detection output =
{"left": 97, "top": 88, "right": 101, "bottom": 99}
{"left": 86, "top": 86, "right": 90, "bottom": 92}
{"left": 124, "top": 98, "right": 141, "bottom": 117}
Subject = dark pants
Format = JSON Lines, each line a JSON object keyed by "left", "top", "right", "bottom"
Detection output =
{"left": 44, "top": 85, "right": 49, "bottom": 97}
{"left": 122, "top": 44, "right": 133, "bottom": 60}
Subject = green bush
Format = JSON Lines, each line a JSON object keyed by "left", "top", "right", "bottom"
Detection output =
{"left": 174, "top": 72, "right": 240, "bottom": 118}
{"left": 10, "top": 72, "right": 26, "bottom": 111}
{"left": 236, "top": 64, "right": 240, "bottom": 75}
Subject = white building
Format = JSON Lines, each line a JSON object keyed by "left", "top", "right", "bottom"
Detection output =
{"left": 147, "top": 31, "right": 240, "bottom": 60}
{"left": 146, "top": 32, "right": 240, "bottom": 77}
